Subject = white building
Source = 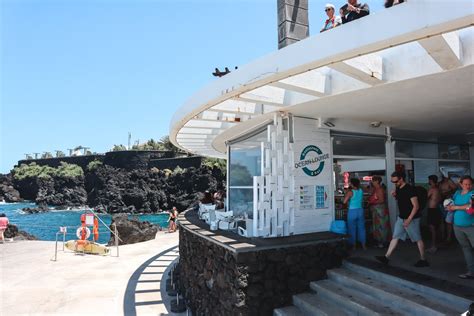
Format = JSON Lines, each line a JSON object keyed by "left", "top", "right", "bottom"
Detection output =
{"left": 170, "top": 1, "right": 474, "bottom": 238}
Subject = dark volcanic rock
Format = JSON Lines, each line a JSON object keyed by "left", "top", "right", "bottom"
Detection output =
{"left": 22, "top": 203, "right": 50, "bottom": 214}
{"left": 7, "top": 161, "right": 225, "bottom": 215}
{"left": 4, "top": 224, "right": 38, "bottom": 240}
{"left": 13, "top": 174, "right": 87, "bottom": 207}
{"left": 0, "top": 174, "right": 22, "bottom": 202}
{"left": 85, "top": 165, "right": 224, "bottom": 214}
{"left": 108, "top": 214, "right": 158, "bottom": 245}
{"left": 35, "top": 176, "right": 87, "bottom": 207}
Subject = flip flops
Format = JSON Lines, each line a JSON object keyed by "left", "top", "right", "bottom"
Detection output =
{"left": 458, "top": 273, "right": 474, "bottom": 279}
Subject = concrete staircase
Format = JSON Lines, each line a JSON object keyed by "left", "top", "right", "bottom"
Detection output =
{"left": 274, "top": 260, "right": 472, "bottom": 316}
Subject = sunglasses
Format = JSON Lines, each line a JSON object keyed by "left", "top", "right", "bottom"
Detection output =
{"left": 325, "top": 8, "right": 332, "bottom": 11}
{"left": 391, "top": 179, "right": 399, "bottom": 184}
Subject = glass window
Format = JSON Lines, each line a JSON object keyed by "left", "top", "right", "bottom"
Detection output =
{"left": 333, "top": 135, "right": 385, "bottom": 157}
{"left": 439, "top": 161, "right": 471, "bottom": 183}
{"left": 228, "top": 130, "right": 266, "bottom": 216}
{"left": 228, "top": 188, "right": 254, "bottom": 216}
{"left": 438, "top": 144, "right": 470, "bottom": 160}
{"left": 229, "top": 147, "right": 261, "bottom": 186}
{"left": 395, "top": 141, "right": 438, "bottom": 159}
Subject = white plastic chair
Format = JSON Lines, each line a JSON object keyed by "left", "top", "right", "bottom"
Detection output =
{"left": 237, "top": 218, "right": 253, "bottom": 237}
{"left": 198, "top": 203, "right": 215, "bottom": 220}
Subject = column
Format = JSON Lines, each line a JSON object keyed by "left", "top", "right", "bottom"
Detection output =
{"left": 277, "top": 0, "right": 309, "bottom": 49}
{"left": 385, "top": 131, "right": 397, "bottom": 230}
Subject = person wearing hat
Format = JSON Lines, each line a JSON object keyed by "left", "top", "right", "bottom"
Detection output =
{"left": 321, "top": 4, "right": 342, "bottom": 33}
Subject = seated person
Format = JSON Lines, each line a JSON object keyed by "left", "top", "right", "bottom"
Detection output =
{"left": 340, "top": 0, "right": 369, "bottom": 24}
{"left": 200, "top": 191, "right": 214, "bottom": 205}
{"left": 321, "top": 4, "right": 342, "bottom": 33}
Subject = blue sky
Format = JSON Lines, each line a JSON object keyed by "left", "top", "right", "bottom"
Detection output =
{"left": 0, "top": 0, "right": 383, "bottom": 173}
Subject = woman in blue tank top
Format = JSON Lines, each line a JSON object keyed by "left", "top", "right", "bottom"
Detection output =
{"left": 344, "top": 178, "right": 367, "bottom": 250}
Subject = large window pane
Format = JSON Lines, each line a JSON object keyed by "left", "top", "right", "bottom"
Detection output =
{"left": 229, "top": 147, "right": 261, "bottom": 186}
{"left": 396, "top": 141, "right": 438, "bottom": 159}
{"left": 333, "top": 135, "right": 385, "bottom": 157}
{"left": 228, "top": 188, "right": 253, "bottom": 216}
{"left": 438, "top": 144, "right": 470, "bottom": 160}
{"left": 439, "top": 161, "right": 471, "bottom": 183}
{"left": 396, "top": 141, "right": 469, "bottom": 160}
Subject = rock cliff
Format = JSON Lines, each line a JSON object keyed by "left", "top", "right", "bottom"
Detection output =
{"left": 6, "top": 164, "right": 225, "bottom": 214}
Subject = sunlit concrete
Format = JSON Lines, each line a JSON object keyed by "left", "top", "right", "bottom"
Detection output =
{"left": 0, "top": 231, "right": 179, "bottom": 316}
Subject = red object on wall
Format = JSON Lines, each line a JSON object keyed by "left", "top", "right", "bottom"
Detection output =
{"left": 395, "top": 164, "right": 405, "bottom": 173}
{"left": 343, "top": 172, "right": 350, "bottom": 188}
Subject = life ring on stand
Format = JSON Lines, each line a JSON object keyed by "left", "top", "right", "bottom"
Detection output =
{"left": 76, "top": 226, "right": 91, "bottom": 240}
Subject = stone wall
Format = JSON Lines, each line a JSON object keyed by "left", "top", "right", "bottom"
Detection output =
{"left": 16, "top": 151, "right": 199, "bottom": 171}
{"left": 148, "top": 156, "right": 202, "bottom": 170}
{"left": 178, "top": 215, "right": 347, "bottom": 316}
{"left": 103, "top": 150, "right": 173, "bottom": 170}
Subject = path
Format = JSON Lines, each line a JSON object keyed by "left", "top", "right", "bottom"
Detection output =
{"left": 0, "top": 231, "right": 181, "bottom": 315}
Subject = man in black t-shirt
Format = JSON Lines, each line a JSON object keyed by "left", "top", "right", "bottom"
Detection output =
{"left": 339, "top": 0, "right": 370, "bottom": 24}
{"left": 375, "top": 171, "right": 429, "bottom": 267}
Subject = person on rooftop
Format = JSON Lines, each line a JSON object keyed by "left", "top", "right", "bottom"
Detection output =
{"left": 320, "top": 4, "right": 342, "bottom": 33}
{"left": 339, "top": 0, "right": 369, "bottom": 24}
{"left": 385, "top": 0, "right": 404, "bottom": 8}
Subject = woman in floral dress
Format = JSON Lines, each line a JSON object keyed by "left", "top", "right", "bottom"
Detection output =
{"left": 369, "top": 176, "right": 391, "bottom": 248}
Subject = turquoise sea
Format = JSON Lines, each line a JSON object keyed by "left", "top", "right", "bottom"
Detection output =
{"left": 0, "top": 202, "right": 170, "bottom": 244}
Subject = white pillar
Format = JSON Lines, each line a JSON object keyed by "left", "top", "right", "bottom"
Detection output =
{"left": 385, "top": 130, "right": 397, "bottom": 230}
{"left": 470, "top": 145, "right": 474, "bottom": 175}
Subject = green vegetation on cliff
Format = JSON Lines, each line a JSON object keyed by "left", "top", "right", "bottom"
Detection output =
{"left": 111, "top": 136, "right": 185, "bottom": 154}
{"left": 87, "top": 160, "right": 103, "bottom": 171}
{"left": 13, "top": 162, "right": 84, "bottom": 180}
{"left": 202, "top": 157, "right": 226, "bottom": 174}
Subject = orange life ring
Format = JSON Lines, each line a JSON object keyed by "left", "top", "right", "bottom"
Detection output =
{"left": 76, "top": 226, "right": 91, "bottom": 240}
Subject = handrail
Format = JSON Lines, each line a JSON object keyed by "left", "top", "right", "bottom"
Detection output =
{"left": 89, "top": 207, "right": 123, "bottom": 243}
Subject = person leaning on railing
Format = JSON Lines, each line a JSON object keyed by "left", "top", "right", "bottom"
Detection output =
{"left": 339, "top": 0, "right": 369, "bottom": 24}
{"left": 385, "top": 0, "right": 404, "bottom": 8}
{"left": 320, "top": 3, "right": 342, "bottom": 33}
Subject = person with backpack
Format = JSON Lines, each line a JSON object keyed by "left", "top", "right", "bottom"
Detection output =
{"left": 375, "top": 171, "right": 429, "bottom": 267}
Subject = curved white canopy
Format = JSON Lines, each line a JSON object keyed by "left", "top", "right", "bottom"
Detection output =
{"left": 170, "top": 0, "right": 474, "bottom": 158}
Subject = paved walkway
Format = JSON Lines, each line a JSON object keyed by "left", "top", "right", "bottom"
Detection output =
{"left": 0, "top": 231, "right": 182, "bottom": 316}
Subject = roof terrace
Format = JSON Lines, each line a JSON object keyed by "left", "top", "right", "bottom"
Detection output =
{"left": 170, "top": 0, "right": 474, "bottom": 157}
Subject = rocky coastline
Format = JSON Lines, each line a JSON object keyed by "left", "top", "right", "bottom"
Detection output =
{"left": 0, "top": 164, "right": 225, "bottom": 214}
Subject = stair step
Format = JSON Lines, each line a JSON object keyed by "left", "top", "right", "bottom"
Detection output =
{"left": 293, "top": 292, "right": 350, "bottom": 316}
{"left": 273, "top": 305, "right": 301, "bottom": 316}
{"left": 328, "top": 268, "right": 460, "bottom": 315}
{"left": 343, "top": 260, "right": 472, "bottom": 312}
{"left": 310, "top": 279, "right": 403, "bottom": 316}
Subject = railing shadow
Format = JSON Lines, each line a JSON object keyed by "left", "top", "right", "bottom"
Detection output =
{"left": 123, "top": 245, "right": 179, "bottom": 316}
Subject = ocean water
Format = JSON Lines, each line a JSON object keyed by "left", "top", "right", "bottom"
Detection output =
{"left": 0, "top": 202, "right": 170, "bottom": 244}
